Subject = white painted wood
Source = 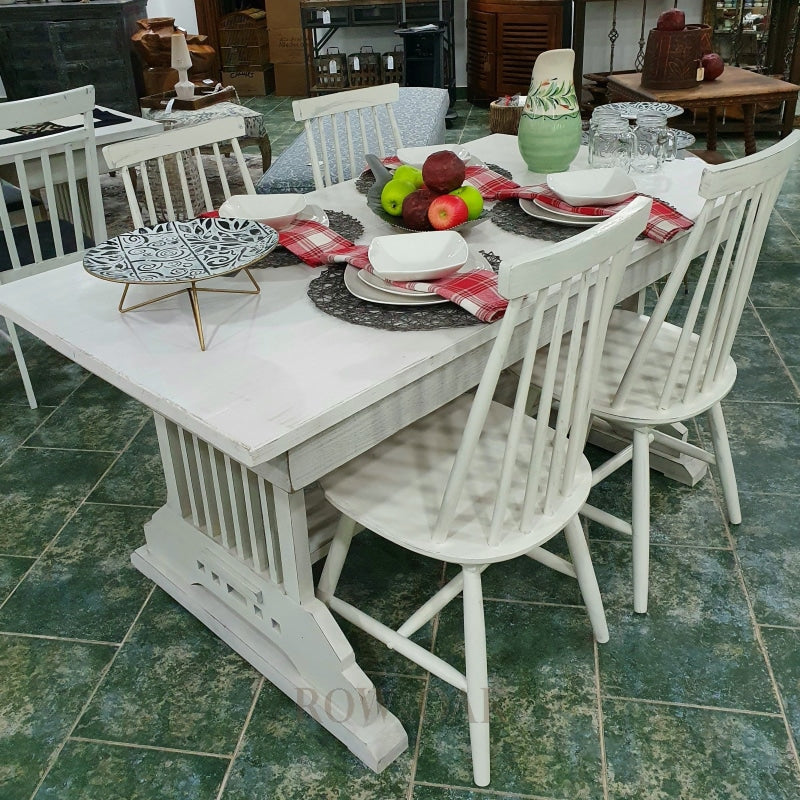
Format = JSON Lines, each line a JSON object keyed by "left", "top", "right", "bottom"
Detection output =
{"left": 292, "top": 84, "right": 402, "bottom": 190}
{"left": 533, "top": 131, "right": 800, "bottom": 614}
{"left": 0, "top": 137, "right": 716, "bottom": 774}
{"left": 317, "top": 198, "right": 650, "bottom": 785}
{"left": 102, "top": 117, "right": 253, "bottom": 228}
{"left": 0, "top": 86, "right": 106, "bottom": 408}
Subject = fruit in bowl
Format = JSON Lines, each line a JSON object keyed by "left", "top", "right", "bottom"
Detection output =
{"left": 428, "top": 195, "right": 469, "bottom": 230}
{"left": 449, "top": 185, "right": 484, "bottom": 221}
{"left": 422, "top": 150, "right": 466, "bottom": 193}
{"left": 393, "top": 164, "right": 424, "bottom": 189}
{"left": 402, "top": 187, "right": 437, "bottom": 230}
{"left": 380, "top": 177, "right": 417, "bottom": 217}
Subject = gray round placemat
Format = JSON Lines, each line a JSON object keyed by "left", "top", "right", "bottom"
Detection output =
{"left": 355, "top": 163, "right": 513, "bottom": 195}
{"left": 307, "top": 267, "right": 484, "bottom": 330}
{"left": 251, "top": 211, "right": 365, "bottom": 268}
{"left": 491, "top": 200, "right": 578, "bottom": 242}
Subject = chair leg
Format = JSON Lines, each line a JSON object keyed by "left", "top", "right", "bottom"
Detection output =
{"left": 707, "top": 402, "right": 742, "bottom": 525}
{"left": 317, "top": 515, "right": 358, "bottom": 603}
{"left": 6, "top": 319, "right": 37, "bottom": 409}
{"left": 632, "top": 427, "right": 651, "bottom": 614}
{"left": 563, "top": 516, "right": 609, "bottom": 643}
{"left": 462, "top": 565, "right": 490, "bottom": 787}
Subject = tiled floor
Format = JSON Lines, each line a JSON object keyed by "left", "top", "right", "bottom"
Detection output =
{"left": 1, "top": 97, "right": 799, "bottom": 799}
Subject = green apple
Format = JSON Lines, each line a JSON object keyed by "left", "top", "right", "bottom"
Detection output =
{"left": 449, "top": 184, "right": 484, "bottom": 221}
{"left": 393, "top": 164, "right": 424, "bottom": 189}
{"left": 380, "top": 178, "right": 417, "bottom": 217}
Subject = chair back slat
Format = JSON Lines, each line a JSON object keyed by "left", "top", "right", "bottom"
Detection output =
{"left": 433, "top": 197, "right": 651, "bottom": 547}
{"left": 102, "top": 117, "right": 253, "bottom": 228}
{"left": 0, "top": 86, "right": 106, "bottom": 283}
{"left": 611, "top": 131, "right": 800, "bottom": 414}
{"left": 292, "top": 84, "right": 404, "bottom": 190}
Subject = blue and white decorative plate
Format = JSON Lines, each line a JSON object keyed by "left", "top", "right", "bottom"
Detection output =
{"left": 83, "top": 218, "right": 279, "bottom": 284}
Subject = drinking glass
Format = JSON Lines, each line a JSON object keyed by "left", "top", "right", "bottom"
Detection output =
{"left": 588, "top": 118, "right": 636, "bottom": 171}
{"left": 631, "top": 112, "right": 677, "bottom": 174}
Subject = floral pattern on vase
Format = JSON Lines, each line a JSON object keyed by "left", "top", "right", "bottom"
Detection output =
{"left": 518, "top": 48, "right": 582, "bottom": 175}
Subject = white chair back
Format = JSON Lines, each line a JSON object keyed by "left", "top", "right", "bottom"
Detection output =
{"left": 102, "top": 117, "right": 255, "bottom": 229}
{"left": 612, "top": 130, "right": 800, "bottom": 413}
{"left": 434, "top": 196, "right": 653, "bottom": 547}
{"left": 292, "top": 83, "right": 403, "bottom": 190}
{"left": 0, "top": 85, "right": 106, "bottom": 284}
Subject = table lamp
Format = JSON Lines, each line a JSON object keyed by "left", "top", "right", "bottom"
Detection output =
{"left": 171, "top": 33, "right": 195, "bottom": 101}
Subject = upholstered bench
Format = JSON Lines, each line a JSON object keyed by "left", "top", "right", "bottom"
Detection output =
{"left": 256, "top": 86, "right": 450, "bottom": 194}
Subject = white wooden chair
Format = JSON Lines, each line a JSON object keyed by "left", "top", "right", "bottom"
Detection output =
{"left": 0, "top": 85, "right": 106, "bottom": 409}
{"left": 292, "top": 82, "right": 403, "bottom": 190}
{"left": 537, "top": 131, "right": 800, "bottom": 615}
{"left": 101, "top": 116, "right": 255, "bottom": 229}
{"left": 316, "top": 197, "right": 652, "bottom": 786}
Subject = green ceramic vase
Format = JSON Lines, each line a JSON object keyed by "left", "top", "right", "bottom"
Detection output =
{"left": 517, "top": 48, "right": 582, "bottom": 174}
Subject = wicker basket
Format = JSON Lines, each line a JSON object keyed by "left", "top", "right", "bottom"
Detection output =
{"left": 219, "top": 9, "right": 270, "bottom": 69}
{"left": 489, "top": 101, "right": 523, "bottom": 135}
{"left": 313, "top": 47, "right": 349, "bottom": 90}
{"left": 382, "top": 46, "right": 404, "bottom": 85}
{"left": 347, "top": 46, "right": 382, "bottom": 88}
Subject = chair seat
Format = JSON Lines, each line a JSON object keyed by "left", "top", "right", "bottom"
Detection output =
{"left": 591, "top": 308, "right": 738, "bottom": 426}
{"left": 0, "top": 219, "right": 94, "bottom": 274}
{"left": 320, "top": 394, "right": 593, "bottom": 565}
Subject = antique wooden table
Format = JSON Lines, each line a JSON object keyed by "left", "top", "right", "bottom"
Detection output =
{"left": 607, "top": 67, "right": 800, "bottom": 162}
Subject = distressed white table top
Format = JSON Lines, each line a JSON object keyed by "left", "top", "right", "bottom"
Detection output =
{"left": 0, "top": 135, "right": 708, "bottom": 469}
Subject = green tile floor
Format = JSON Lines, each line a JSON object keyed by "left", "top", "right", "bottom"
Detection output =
{"left": 1, "top": 96, "right": 799, "bottom": 799}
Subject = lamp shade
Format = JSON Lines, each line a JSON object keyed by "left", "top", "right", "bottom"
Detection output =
{"left": 170, "top": 33, "right": 193, "bottom": 71}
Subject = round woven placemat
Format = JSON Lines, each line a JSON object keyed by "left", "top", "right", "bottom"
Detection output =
{"left": 307, "top": 268, "right": 484, "bottom": 331}
{"left": 491, "top": 200, "right": 579, "bottom": 243}
{"left": 251, "top": 211, "right": 365, "bottom": 268}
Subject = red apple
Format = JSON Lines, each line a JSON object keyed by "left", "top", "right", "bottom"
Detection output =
{"left": 422, "top": 150, "right": 466, "bottom": 194}
{"left": 656, "top": 9, "right": 686, "bottom": 31}
{"left": 427, "top": 195, "right": 469, "bottom": 230}
{"left": 701, "top": 52, "right": 725, "bottom": 81}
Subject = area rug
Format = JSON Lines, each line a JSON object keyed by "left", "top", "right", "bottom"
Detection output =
{"left": 100, "top": 153, "right": 266, "bottom": 239}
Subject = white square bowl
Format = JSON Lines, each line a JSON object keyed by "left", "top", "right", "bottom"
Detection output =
{"left": 218, "top": 194, "right": 306, "bottom": 229}
{"left": 368, "top": 230, "right": 469, "bottom": 281}
{"left": 546, "top": 167, "right": 636, "bottom": 207}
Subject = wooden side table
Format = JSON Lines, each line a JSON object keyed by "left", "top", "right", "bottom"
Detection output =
{"left": 607, "top": 67, "right": 800, "bottom": 162}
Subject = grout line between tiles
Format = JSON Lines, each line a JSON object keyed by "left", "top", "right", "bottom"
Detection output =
{"left": 411, "top": 779, "right": 564, "bottom": 800}
{"left": 0, "top": 630, "right": 121, "bottom": 647}
{"left": 601, "top": 694, "right": 785, "bottom": 717}
{"left": 68, "top": 735, "right": 232, "bottom": 760}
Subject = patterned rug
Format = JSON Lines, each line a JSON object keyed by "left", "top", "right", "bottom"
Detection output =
{"left": 100, "top": 153, "right": 266, "bottom": 240}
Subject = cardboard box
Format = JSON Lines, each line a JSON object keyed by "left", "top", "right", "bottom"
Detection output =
{"left": 266, "top": 0, "right": 301, "bottom": 29}
{"left": 274, "top": 62, "right": 308, "bottom": 96}
{"left": 268, "top": 27, "right": 305, "bottom": 64}
{"left": 222, "top": 65, "right": 276, "bottom": 97}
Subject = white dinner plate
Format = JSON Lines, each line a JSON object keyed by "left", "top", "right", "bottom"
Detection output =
{"left": 357, "top": 269, "right": 438, "bottom": 298}
{"left": 396, "top": 144, "right": 471, "bottom": 169}
{"left": 519, "top": 198, "right": 603, "bottom": 227}
{"left": 343, "top": 265, "right": 447, "bottom": 305}
{"left": 533, "top": 198, "right": 612, "bottom": 222}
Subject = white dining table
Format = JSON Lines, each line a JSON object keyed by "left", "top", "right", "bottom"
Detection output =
{"left": 0, "top": 134, "right": 711, "bottom": 772}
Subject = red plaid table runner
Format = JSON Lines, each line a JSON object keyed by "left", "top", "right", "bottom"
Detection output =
{"left": 464, "top": 165, "right": 694, "bottom": 244}
{"left": 278, "top": 221, "right": 507, "bottom": 322}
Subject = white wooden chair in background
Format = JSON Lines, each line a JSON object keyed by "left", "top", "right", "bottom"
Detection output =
{"left": 292, "top": 82, "right": 403, "bottom": 190}
{"left": 101, "top": 116, "right": 255, "bottom": 229}
{"left": 0, "top": 85, "right": 106, "bottom": 409}
{"left": 316, "top": 197, "right": 652, "bottom": 786}
{"left": 534, "top": 130, "right": 800, "bottom": 615}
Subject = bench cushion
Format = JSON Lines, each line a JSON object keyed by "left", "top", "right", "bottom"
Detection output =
{"left": 256, "top": 87, "right": 450, "bottom": 195}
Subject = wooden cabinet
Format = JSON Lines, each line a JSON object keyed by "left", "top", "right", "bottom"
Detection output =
{"left": 0, "top": 0, "right": 146, "bottom": 116}
{"left": 467, "top": 0, "right": 566, "bottom": 102}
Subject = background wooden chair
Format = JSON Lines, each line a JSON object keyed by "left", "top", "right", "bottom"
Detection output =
{"left": 316, "top": 197, "right": 652, "bottom": 786}
{"left": 292, "top": 82, "right": 403, "bottom": 190}
{"left": 536, "top": 130, "right": 800, "bottom": 614}
{"left": 0, "top": 85, "right": 106, "bottom": 409}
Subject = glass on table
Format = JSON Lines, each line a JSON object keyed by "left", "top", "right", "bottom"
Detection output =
{"left": 631, "top": 112, "right": 677, "bottom": 174}
{"left": 588, "top": 118, "right": 636, "bottom": 171}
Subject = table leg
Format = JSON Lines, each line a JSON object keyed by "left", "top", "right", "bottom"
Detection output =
{"left": 781, "top": 95, "right": 798, "bottom": 140}
{"left": 132, "top": 413, "right": 408, "bottom": 772}
{"left": 742, "top": 103, "right": 757, "bottom": 155}
{"left": 707, "top": 104, "right": 718, "bottom": 151}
